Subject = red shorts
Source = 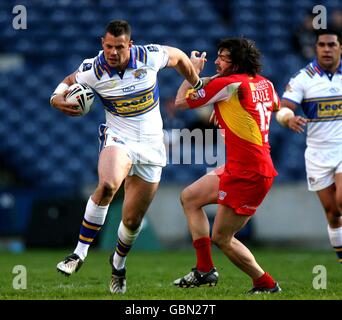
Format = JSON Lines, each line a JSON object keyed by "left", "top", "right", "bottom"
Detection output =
{"left": 217, "top": 169, "right": 274, "bottom": 216}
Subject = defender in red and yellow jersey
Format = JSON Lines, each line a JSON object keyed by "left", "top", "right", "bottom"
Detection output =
{"left": 187, "top": 74, "right": 279, "bottom": 178}
{"left": 173, "top": 38, "right": 281, "bottom": 294}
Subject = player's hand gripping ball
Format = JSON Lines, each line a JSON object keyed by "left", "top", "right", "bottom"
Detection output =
{"left": 65, "top": 83, "right": 95, "bottom": 115}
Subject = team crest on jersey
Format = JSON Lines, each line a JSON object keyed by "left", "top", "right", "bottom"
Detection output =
{"left": 82, "top": 63, "right": 92, "bottom": 71}
{"left": 133, "top": 68, "right": 147, "bottom": 80}
{"left": 218, "top": 191, "right": 227, "bottom": 200}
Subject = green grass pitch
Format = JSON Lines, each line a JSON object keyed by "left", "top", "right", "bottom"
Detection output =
{"left": 0, "top": 248, "right": 341, "bottom": 300}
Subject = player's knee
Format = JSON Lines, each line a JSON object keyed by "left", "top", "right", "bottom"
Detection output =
{"left": 325, "top": 208, "right": 341, "bottom": 226}
{"left": 180, "top": 188, "right": 188, "bottom": 207}
{"left": 211, "top": 235, "right": 222, "bottom": 249}
{"left": 335, "top": 197, "right": 342, "bottom": 213}
{"left": 122, "top": 217, "right": 141, "bottom": 231}
{"left": 180, "top": 187, "right": 195, "bottom": 208}
{"left": 212, "top": 233, "right": 232, "bottom": 250}
{"left": 322, "top": 200, "right": 340, "bottom": 216}
{"left": 99, "top": 181, "right": 120, "bottom": 197}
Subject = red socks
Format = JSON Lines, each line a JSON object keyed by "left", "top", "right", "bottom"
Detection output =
{"left": 253, "top": 272, "right": 276, "bottom": 288}
{"left": 193, "top": 236, "right": 275, "bottom": 287}
{"left": 193, "top": 237, "right": 214, "bottom": 273}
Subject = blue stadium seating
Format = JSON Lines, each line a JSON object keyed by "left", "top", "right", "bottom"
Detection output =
{"left": 1, "top": 0, "right": 328, "bottom": 188}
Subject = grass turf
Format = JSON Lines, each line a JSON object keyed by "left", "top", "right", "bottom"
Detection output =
{"left": 0, "top": 248, "right": 341, "bottom": 300}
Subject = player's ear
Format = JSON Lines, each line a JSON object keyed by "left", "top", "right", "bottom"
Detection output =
{"left": 129, "top": 40, "right": 133, "bottom": 48}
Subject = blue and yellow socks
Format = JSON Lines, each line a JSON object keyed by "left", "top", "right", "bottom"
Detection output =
{"left": 112, "top": 221, "right": 142, "bottom": 270}
{"left": 74, "top": 197, "right": 109, "bottom": 260}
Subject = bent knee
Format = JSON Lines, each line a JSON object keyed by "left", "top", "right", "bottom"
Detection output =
{"left": 325, "top": 209, "right": 342, "bottom": 225}
{"left": 323, "top": 202, "right": 341, "bottom": 217}
{"left": 212, "top": 233, "right": 232, "bottom": 250}
{"left": 180, "top": 186, "right": 199, "bottom": 208}
{"left": 99, "top": 181, "right": 121, "bottom": 197}
{"left": 122, "top": 217, "right": 142, "bottom": 231}
{"left": 336, "top": 198, "right": 342, "bottom": 213}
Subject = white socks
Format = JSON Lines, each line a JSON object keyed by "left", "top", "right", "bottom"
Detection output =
{"left": 327, "top": 225, "right": 342, "bottom": 263}
{"left": 327, "top": 225, "right": 342, "bottom": 246}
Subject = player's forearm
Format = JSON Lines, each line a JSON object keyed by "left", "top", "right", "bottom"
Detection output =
{"left": 175, "top": 80, "right": 191, "bottom": 109}
{"left": 165, "top": 46, "right": 201, "bottom": 88}
{"left": 174, "top": 53, "right": 201, "bottom": 87}
{"left": 50, "top": 72, "right": 77, "bottom": 106}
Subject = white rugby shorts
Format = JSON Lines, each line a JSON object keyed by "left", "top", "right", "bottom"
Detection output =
{"left": 304, "top": 144, "right": 342, "bottom": 191}
{"left": 98, "top": 124, "right": 166, "bottom": 183}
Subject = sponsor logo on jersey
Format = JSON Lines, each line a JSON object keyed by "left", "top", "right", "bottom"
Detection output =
{"left": 113, "top": 92, "right": 154, "bottom": 113}
{"left": 122, "top": 85, "right": 136, "bottom": 93}
{"left": 250, "top": 80, "right": 269, "bottom": 91}
{"left": 198, "top": 89, "right": 206, "bottom": 98}
{"left": 329, "top": 87, "right": 340, "bottom": 93}
{"left": 317, "top": 100, "right": 342, "bottom": 117}
{"left": 133, "top": 68, "right": 147, "bottom": 80}
{"left": 146, "top": 45, "right": 159, "bottom": 52}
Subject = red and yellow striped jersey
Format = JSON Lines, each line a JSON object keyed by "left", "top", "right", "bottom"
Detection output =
{"left": 186, "top": 74, "right": 279, "bottom": 177}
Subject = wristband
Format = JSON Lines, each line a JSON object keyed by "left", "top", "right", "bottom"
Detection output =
{"left": 193, "top": 78, "right": 203, "bottom": 90}
{"left": 276, "top": 107, "right": 294, "bottom": 127}
{"left": 50, "top": 83, "right": 69, "bottom": 105}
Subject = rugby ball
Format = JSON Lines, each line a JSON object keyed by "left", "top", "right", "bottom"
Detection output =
{"left": 66, "top": 83, "right": 95, "bottom": 115}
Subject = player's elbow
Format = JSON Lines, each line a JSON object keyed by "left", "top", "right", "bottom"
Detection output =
{"left": 174, "top": 97, "right": 189, "bottom": 110}
{"left": 165, "top": 46, "right": 184, "bottom": 68}
{"left": 63, "top": 71, "right": 77, "bottom": 86}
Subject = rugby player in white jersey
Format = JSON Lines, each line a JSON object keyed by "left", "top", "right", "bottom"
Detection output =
{"left": 277, "top": 28, "right": 342, "bottom": 264}
{"left": 50, "top": 20, "right": 204, "bottom": 293}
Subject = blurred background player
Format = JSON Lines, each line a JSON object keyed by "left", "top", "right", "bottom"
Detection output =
{"left": 291, "top": 11, "right": 317, "bottom": 61}
{"left": 277, "top": 28, "right": 342, "bottom": 264}
{"left": 331, "top": 8, "right": 342, "bottom": 32}
{"left": 50, "top": 20, "right": 202, "bottom": 294}
{"left": 173, "top": 38, "right": 281, "bottom": 293}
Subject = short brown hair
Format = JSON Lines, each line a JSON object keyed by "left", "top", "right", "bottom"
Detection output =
{"left": 105, "top": 20, "right": 131, "bottom": 38}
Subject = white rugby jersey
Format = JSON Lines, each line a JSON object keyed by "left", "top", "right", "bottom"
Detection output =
{"left": 282, "top": 59, "right": 342, "bottom": 147}
{"left": 75, "top": 44, "right": 169, "bottom": 142}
